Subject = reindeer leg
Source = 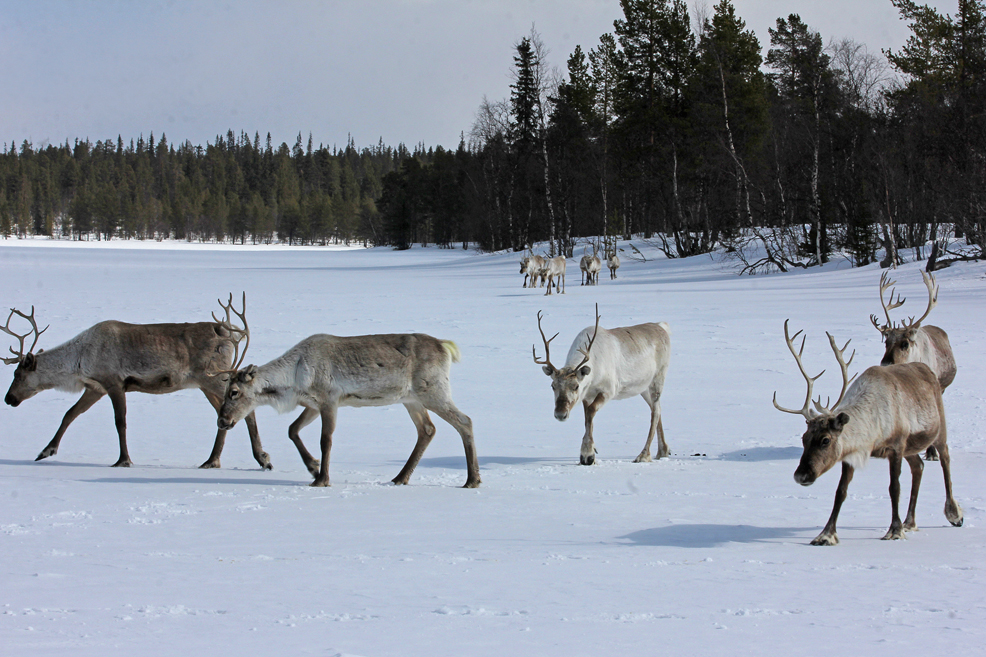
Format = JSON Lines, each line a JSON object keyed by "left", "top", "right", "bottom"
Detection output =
{"left": 429, "top": 402, "right": 481, "bottom": 488}
{"left": 35, "top": 387, "right": 104, "bottom": 461}
{"left": 243, "top": 411, "right": 271, "bottom": 470}
{"left": 635, "top": 389, "right": 668, "bottom": 462}
{"left": 106, "top": 387, "right": 132, "bottom": 467}
{"left": 580, "top": 393, "right": 605, "bottom": 466}
{"left": 393, "top": 402, "right": 436, "bottom": 486}
{"left": 289, "top": 407, "right": 321, "bottom": 477}
{"left": 882, "top": 453, "right": 906, "bottom": 540}
{"left": 812, "top": 462, "right": 854, "bottom": 545}
{"left": 310, "top": 405, "right": 336, "bottom": 487}
{"left": 902, "top": 454, "right": 924, "bottom": 531}
{"left": 936, "top": 441, "right": 964, "bottom": 527}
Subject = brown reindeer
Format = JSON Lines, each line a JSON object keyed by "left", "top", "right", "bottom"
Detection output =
{"left": 216, "top": 331, "right": 480, "bottom": 489}
{"left": 870, "top": 270, "right": 956, "bottom": 460}
{"left": 2, "top": 295, "right": 268, "bottom": 470}
{"left": 774, "top": 320, "right": 962, "bottom": 545}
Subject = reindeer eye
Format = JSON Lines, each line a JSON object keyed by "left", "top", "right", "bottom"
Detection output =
{"left": 900, "top": 340, "right": 909, "bottom": 349}
{"left": 820, "top": 437, "right": 831, "bottom": 447}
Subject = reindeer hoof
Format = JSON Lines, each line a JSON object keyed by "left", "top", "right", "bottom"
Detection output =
{"left": 35, "top": 447, "right": 57, "bottom": 461}
{"left": 310, "top": 478, "right": 330, "bottom": 487}
{"left": 199, "top": 460, "right": 221, "bottom": 469}
{"left": 305, "top": 460, "right": 321, "bottom": 477}
{"left": 462, "top": 477, "right": 481, "bottom": 489}
{"left": 256, "top": 452, "right": 272, "bottom": 470}
{"left": 810, "top": 533, "right": 839, "bottom": 546}
{"left": 633, "top": 453, "right": 652, "bottom": 463}
{"left": 579, "top": 454, "right": 595, "bottom": 466}
{"left": 392, "top": 476, "right": 410, "bottom": 486}
{"left": 112, "top": 459, "right": 133, "bottom": 468}
{"left": 946, "top": 502, "right": 964, "bottom": 527}
{"left": 881, "top": 528, "right": 906, "bottom": 540}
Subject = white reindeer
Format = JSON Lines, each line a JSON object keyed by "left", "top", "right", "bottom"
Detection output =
{"left": 870, "top": 270, "right": 956, "bottom": 460}
{"left": 1, "top": 296, "right": 268, "bottom": 469}
{"left": 607, "top": 252, "right": 620, "bottom": 280}
{"left": 216, "top": 332, "right": 480, "bottom": 488}
{"left": 579, "top": 247, "right": 602, "bottom": 286}
{"left": 524, "top": 254, "right": 547, "bottom": 288}
{"left": 774, "top": 320, "right": 962, "bottom": 545}
{"left": 543, "top": 256, "right": 567, "bottom": 295}
{"left": 534, "top": 305, "right": 671, "bottom": 464}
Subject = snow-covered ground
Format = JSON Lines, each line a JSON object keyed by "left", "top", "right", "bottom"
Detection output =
{"left": 1, "top": 238, "right": 984, "bottom": 656}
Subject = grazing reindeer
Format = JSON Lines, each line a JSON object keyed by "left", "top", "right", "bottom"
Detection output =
{"left": 774, "top": 320, "right": 962, "bottom": 545}
{"left": 607, "top": 252, "right": 620, "bottom": 280}
{"left": 870, "top": 270, "right": 956, "bottom": 460}
{"left": 543, "top": 256, "right": 567, "bottom": 295}
{"left": 534, "top": 305, "right": 671, "bottom": 465}
{"left": 1, "top": 296, "right": 269, "bottom": 470}
{"left": 216, "top": 331, "right": 480, "bottom": 489}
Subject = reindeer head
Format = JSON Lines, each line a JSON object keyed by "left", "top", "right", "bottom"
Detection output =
{"left": 2, "top": 307, "right": 49, "bottom": 407}
{"left": 218, "top": 364, "right": 261, "bottom": 430}
{"left": 772, "top": 321, "right": 857, "bottom": 486}
{"left": 870, "top": 271, "right": 938, "bottom": 366}
{"left": 207, "top": 292, "right": 257, "bottom": 430}
{"left": 534, "top": 305, "right": 600, "bottom": 421}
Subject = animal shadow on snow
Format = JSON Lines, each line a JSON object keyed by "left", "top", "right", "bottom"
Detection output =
{"left": 717, "top": 446, "right": 803, "bottom": 462}
{"left": 0, "top": 458, "right": 299, "bottom": 487}
{"left": 416, "top": 455, "right": 562, "bottom": 468}
{"left": 621, "top": 524, "right": 809, "bottom": 548}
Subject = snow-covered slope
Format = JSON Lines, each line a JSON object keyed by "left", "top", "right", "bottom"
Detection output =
{"left": 1, "top": 240, "right": 984, "bottom": 656}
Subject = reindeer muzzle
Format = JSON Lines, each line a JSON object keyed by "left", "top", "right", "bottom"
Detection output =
{"left": 217, "top": 416, "right": 236, "bottom": 431}
{"left": 793, "top": 468, "right": 816, "bottom": 486}
{"left": 4, "top": 392, "right": 19, "bottom": 407}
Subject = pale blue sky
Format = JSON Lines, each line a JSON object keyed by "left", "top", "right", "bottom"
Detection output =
{"left": 0, "top": 0, "right": 955, "bottom": 151}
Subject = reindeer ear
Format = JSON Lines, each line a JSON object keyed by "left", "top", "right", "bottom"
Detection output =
{"left": 542, "top": 364, "right": 555, "bottom": 376}
{"left": 23, "top": 353, "right": 37, "bottom": 371}
{"left": 832, "top": 412, "right": 850, "bottom": 431}
{"left": 240, "top": 365, "right": 258, "bottom": 382}
{"left": 578, "top": 365, "right": 591, "bottom": 379}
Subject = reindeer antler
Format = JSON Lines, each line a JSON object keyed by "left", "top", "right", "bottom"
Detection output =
{"left": 1, "top": 307, "right": 48, "bottom": 365}
{"left": 812, "top": 333, "right": 858, "bottom": 414}
{"left": 210, "top": 292, "right": 250, "bottom": 376}
{"left": 571, "top": 303, "right": 601, "bottom": 371}
{"left": 870, "top": 271, "right": 905, "bottom": 334}
{"left": 532, "top": 310, "right": 560, "bottom": 370}
{"left": 773, "top": 320, "right": 826, "bottom": 419}
{"left": 902, "top": 271, "right": 938, "bottom": 330}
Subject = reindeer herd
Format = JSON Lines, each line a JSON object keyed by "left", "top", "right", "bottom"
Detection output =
{"left": 520, "top": 243, "right": 620, "bottom": 295}
{"left": 0, "top": 266, "right": 965, "bottom": 546}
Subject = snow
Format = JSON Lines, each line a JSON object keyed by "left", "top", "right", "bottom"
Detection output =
{"left": 1, "top": 238, "right": 985, "bottom": 656}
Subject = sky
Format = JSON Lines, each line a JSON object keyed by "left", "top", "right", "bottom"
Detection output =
{"left": 0, "top": 0, "right": 958, "bottom": 152}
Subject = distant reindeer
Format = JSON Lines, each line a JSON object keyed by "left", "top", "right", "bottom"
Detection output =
{"left": 870, "top": 270, "right": 956, "bottom": 461}
{"left": 216, "top": 331, "right": 480, "bottom": 489}
{"left": 1, "top": 296, "right": 269, "bottom": 470}
{"left": 534, "top": 305, "right": 671, "bottom": 465}
{"left": 607, "top": 252, "right": 620, "bottom": 280}
{"left": 524, "top": 254, "right": 547, "bottom": 288}
{"left": 579, "top": 246, "right": 602, "bottom": 286}
{"left": 543, "top": 256, "right": 567, "bottom": 295}
{"left": 774, "top": 321, "right": 962, "bottom": 545}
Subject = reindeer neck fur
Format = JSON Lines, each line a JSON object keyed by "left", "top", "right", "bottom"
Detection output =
{"left": 29, "top": 335, "right": 88, "bottom": 394}
{"left": 251, "top": 352, "right": 309, "bottom": 414}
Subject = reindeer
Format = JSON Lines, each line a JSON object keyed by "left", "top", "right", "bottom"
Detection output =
{"left": 1, "top": 296, "right": 269, "bottom": 470}
{"left": 216, "top": 331, "right": 480, "bottom": 489}
{"left": 579, "top": 246, "right": 602, "bottom": 286}
{"left": 607, "top": 252, "right": 620, "bottom": 280}
{"left": 543, "top": 256, "right": 567, "bottom": 295}
{"left": 870, "top": 270, "right": 956, "bottom": 460}
{"left": 534, "top": 305, "right": 671, "bottom": 465}
{"left": 774, "top": 320, "right": 962, "bottom": 545}
{"left": 524, "top": 254, "right": 547, "bottom": 288}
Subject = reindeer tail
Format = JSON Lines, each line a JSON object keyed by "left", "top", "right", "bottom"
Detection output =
{"left": 441, "top": 340, "right": 462, "bottom": 363}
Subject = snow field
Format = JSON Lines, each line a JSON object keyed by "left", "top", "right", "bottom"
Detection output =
{"left": 1, "top": 240, "right": 984, "bottom": 656}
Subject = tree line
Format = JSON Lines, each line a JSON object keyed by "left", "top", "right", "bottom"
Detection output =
{"left": 2, "top": 0, "right": 984, "bottom": 272}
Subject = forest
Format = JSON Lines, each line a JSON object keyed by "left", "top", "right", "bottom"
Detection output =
{"left": 1, "top": 0, "right": 983, "bottom": 272}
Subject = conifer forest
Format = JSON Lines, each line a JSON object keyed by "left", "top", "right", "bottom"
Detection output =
{"left": 1, "top": 0, "right": 984, "bottom": 272}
